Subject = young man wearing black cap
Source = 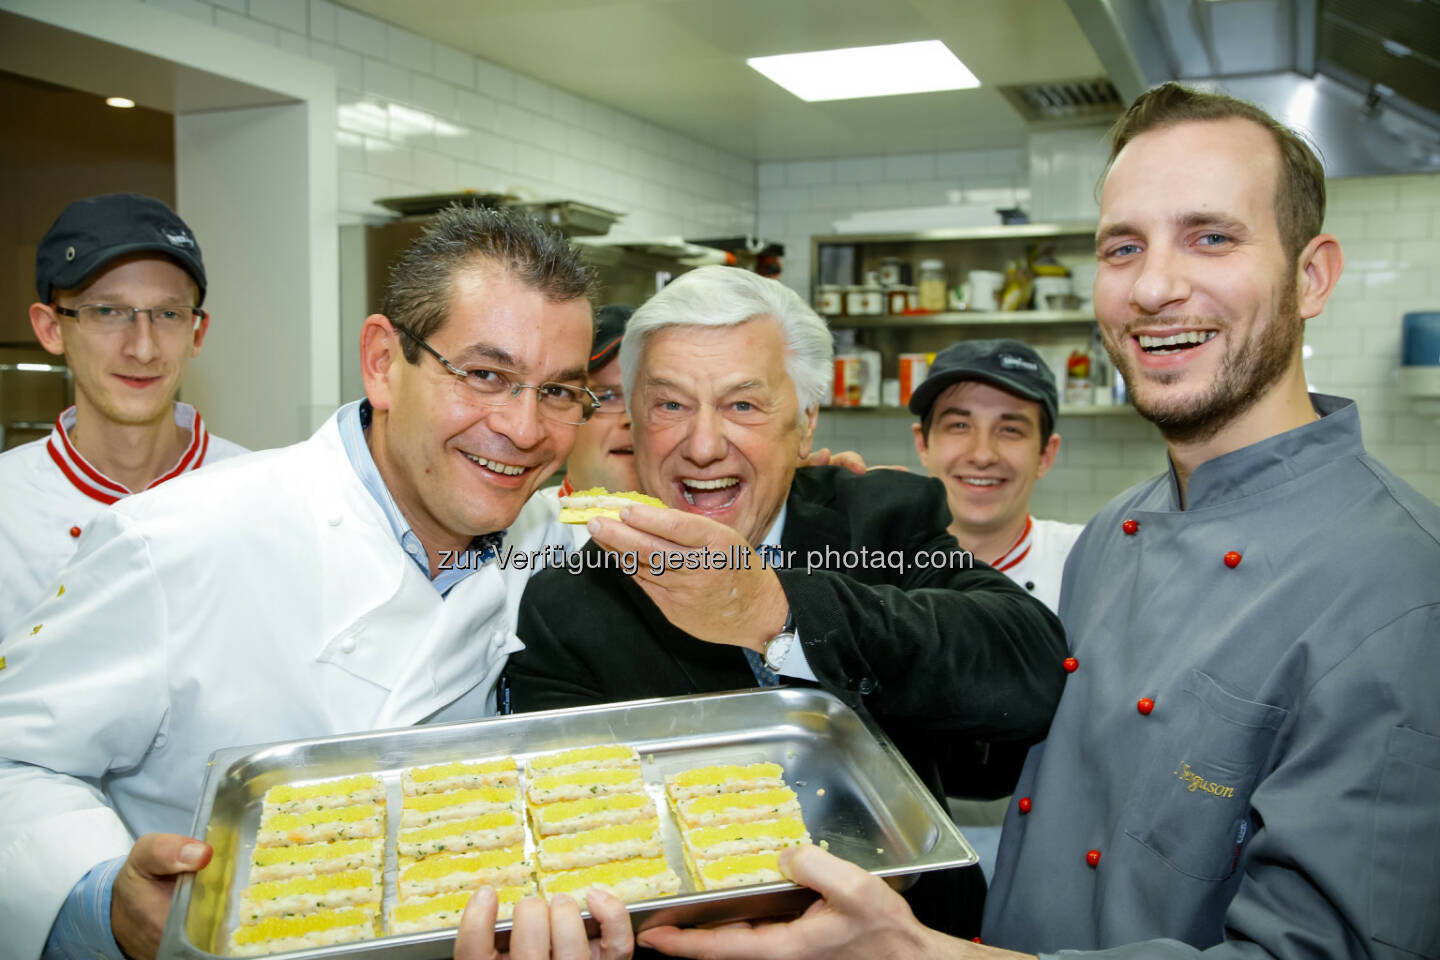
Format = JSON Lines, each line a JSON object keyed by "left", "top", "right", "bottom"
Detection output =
{"left": 909, "top": 338, "right": 1082, "bottom": 613}
{"left": 533, "top": 304, "right": 638, "bottom": 547}
{"left": 0, "top": 193, "right": 246, "bottom": 633}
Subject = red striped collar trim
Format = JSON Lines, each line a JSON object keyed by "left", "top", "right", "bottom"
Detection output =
{"left": 558, "top": 475, "right": 575, "bottom": 498}
{"left": 45, "top": 403, "right": 212, "bottom": 505}
{"left": 990, "top": 515, "right": 1034, "bottom": 572}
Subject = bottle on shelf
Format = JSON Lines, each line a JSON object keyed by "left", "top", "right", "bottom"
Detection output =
{"left": 917, "top": 259, "right": 948, "bottom": 312}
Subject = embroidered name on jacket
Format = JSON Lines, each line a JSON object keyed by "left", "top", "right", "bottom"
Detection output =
{"left": 1174, "top": 762, "right": 1236, "bottom": 798}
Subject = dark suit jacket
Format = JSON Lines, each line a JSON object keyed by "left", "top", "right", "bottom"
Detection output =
{"left": 506, "top": 465, "right": 1068, "bottom": 936}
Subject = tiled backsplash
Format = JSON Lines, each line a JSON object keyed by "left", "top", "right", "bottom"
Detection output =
{"left": 149, "top": 0, "right": 756, "bottom": 238}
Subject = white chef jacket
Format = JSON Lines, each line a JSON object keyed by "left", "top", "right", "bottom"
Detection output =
{"left": 0, "top": 403, "right": 246, "bottom": 635}
{"left": 986, "top": 515, "right": 1084, "bottom": 615}
{"left": 0, "top": 408, "right": 568, "bottom": 960}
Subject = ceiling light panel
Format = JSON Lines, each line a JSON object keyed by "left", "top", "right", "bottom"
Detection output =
{"left": 747, "top": 40, "right": 979, "bottom": 102}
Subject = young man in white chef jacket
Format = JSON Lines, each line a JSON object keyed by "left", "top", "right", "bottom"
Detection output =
{"left": 0, "top": 205, "right": 630, "bottom": 960}
{"left": 909, "top": 338, "right": 1082, "bottom": 616}
{"left": 0, "top": 194, "right": 247, "bottom": 634}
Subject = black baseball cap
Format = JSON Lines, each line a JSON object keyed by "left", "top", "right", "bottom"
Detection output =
{"left": 908, "top": 338, "right": 1059, "bottom": 431}
{"left": 36, "top": 193, "right": 207, "bottom": 304}
{"left": 588, "top": 304, "right": 634, "bottom": 372}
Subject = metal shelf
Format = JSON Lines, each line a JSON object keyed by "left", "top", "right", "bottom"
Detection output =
{"left": 813, "top": 222, "right": 1098, "bottom": 245}
{"left": 828, "top": 309, "right": 1094, "bottom": 328}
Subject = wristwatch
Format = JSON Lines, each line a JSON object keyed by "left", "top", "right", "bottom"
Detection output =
{"left": 762, "top": 610, "right": 797, "bottom": 673}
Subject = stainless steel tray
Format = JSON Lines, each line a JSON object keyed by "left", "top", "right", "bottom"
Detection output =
{"left": 158, "top": 688, "right": 976, "bottom": 960}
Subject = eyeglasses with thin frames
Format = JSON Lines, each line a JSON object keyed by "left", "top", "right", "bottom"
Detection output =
{"left": 393, "top": 322, "right": 598, "bottom": 426}
{"left": 53, "top": 303, "right": 204, "bottom": 333}
{"left": 589, "top": 388, "right": 627, "bottom": 417}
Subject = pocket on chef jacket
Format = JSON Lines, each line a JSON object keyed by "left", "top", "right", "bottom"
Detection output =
{"left": 1123, "top": 669, "right": 1288, "bottom": 881}
{"left": 1370, "top": 724, "right": 1440, "bottom": 955}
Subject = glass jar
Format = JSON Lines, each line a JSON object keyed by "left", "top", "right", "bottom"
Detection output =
{"left": 846, "top": 284, "right": 882, "bottom": 316}
{"left": 816, "top": 285, "right": 843, "bottom": 316}
{"left": 917, "top": 259, "right": 947, "bottom": 312}
{"left": 878, "top": 257, "right": 905, "bottom": 286}
{"left": 885, "top": 286, "right": 913, "bottom": 315}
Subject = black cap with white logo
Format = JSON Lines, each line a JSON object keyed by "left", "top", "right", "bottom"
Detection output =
{"left": 35, "top": 193, "right": 206, "bottom": 304}
{"left": 908, "top": 337, "right": 1059, "bottom": 431}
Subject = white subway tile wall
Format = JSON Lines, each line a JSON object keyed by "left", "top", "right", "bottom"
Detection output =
{"left": 756, "top": 149, "right": 1031, "bottom": 301}
{"left": 149, "top": 0, "right": 755, "bottom": 237}
{"left": 808, "top": 172, "right": 1440, "bottom": 523}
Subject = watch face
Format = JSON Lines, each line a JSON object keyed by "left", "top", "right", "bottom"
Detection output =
{"left": 764, "top": 631, "right": 796, "bottom": 672}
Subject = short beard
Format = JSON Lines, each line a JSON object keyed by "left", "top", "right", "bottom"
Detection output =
{"left": 1107, "top": 281, "right": 1302, "bottom": 445}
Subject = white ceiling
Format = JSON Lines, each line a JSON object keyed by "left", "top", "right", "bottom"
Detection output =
{"left": 338, "top": 0, "right": 1108, "bottom": 160}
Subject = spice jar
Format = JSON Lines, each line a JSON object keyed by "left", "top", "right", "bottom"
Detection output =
{"left": 846, "top": 283, "right": 882, "bottom": 316}
{"left": 879, "top": 257, "right": 905, "bottom": 286}
{"left": 917, "top": 259, "right": 948, "bottom": 312}
{"left": 885, "top": 286, "right": 913, "bottom": 315}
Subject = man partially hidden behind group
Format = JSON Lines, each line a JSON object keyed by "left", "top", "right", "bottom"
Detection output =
{"left": 635, "top": 81, "right": 1440, "bottom": 960}
{"left": 505, "top": 263, "right": 1069, "bottom": 936}
{"left": 532, "top": 303, "right": 640, "bottom": 550}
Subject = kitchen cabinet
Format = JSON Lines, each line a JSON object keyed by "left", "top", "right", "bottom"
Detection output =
{"left": 811, "top": 222, "right": 1135, "bottom": 416}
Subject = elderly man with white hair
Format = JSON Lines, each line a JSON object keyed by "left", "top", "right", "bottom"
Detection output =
{"left": 503, "top": 265, "right": 1067, "bottom": 937}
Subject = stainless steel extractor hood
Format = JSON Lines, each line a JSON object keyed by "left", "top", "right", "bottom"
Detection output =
{"left": 1064, "top": 0, "right": 1440, "bottom": 176}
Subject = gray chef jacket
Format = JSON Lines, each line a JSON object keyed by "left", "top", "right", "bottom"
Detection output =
{"left": 983, "top": 394, "right": 1440, "bottom": 959}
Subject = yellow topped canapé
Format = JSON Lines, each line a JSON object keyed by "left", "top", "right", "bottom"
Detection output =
{"left": 539, "top": 793, "right": 651, "bottom": 820}
{"left": 406, "top": 786, "right": 517, "bottom": 811}
{"left": 410, "top": 758, "right": 516, "bottom": 782}
{"left": 532, "top": 768, "right": 642, "bottom": 791}
{"left": 390, "top": 886, "right": 530, "bottom": 924}
{"left": 261, "top": 803, "right": 379, "bottom": 831}
{"left": 264, "top": 776, "right": 380, "bottom": 804}
{"left": 684, "top": 788, "right": 797, "bottom": 814}
{"left": 231, "top": 907, "right": 376, "bottom": 945}
{"left": 700, "top": 851, "right": 782, "bottom": 882}
{"left": 670, "top": 763, "right": 782, "bottom": 787}
{"left": 688, "top": 817, "right": 807, "bottom": 848}
{"left": 401, "top": 810, "right": 519, "bottom": 842}
{"left": 540, "top": 820, "right": 657, "bottom": 854}
{"left": 251, "top": 838, "right": 374, "bottom": 867}
{"left": 543, "top": 857, "right": 671, "bottom": 894}
{"left": 398, "top": 846, "right": 526, "bottom": 881}
{"left": 245, "top": 868, "right": 375, "bottom": 901}
{"left": 529, "top": 744, "right": 637, "bottom": 771}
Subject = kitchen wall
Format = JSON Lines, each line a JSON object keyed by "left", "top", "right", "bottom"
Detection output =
{"left": 141, "top": 0, "right": 756, "bottom": 238}
{"left": 73, "top": 0, "right": 1440, "bottom": 517}
{"left": 782, "top": 156, "right": 1440, "bottom": 522}
{"left": 756, "top": 148, "right": 1032, "bottom": 301}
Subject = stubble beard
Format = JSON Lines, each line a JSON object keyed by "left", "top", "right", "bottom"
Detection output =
{"left": 1104, "top": 281, "right": 1303, "bottom": 445}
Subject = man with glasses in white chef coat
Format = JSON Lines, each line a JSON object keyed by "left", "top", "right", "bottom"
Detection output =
{"left": 0, "top": 204, "right": 632, "bottom": 960}
{"left": 0, "top": 194, "right": 246, "bottom": 635}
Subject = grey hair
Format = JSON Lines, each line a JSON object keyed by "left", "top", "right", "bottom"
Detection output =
{"left": 619, "top": 265, "right": 834, "bottom": 420}
{"left": 383, "top": 203, "right": 595, "bottom": 363}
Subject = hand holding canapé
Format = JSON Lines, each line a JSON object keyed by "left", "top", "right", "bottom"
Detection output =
{"left": 585, "top": 502, "right": 789, "bottom": 654}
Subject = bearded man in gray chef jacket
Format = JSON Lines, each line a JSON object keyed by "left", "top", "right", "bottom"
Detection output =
{"left": 638, "top": 83, "right": 1440, "bottom": 960}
